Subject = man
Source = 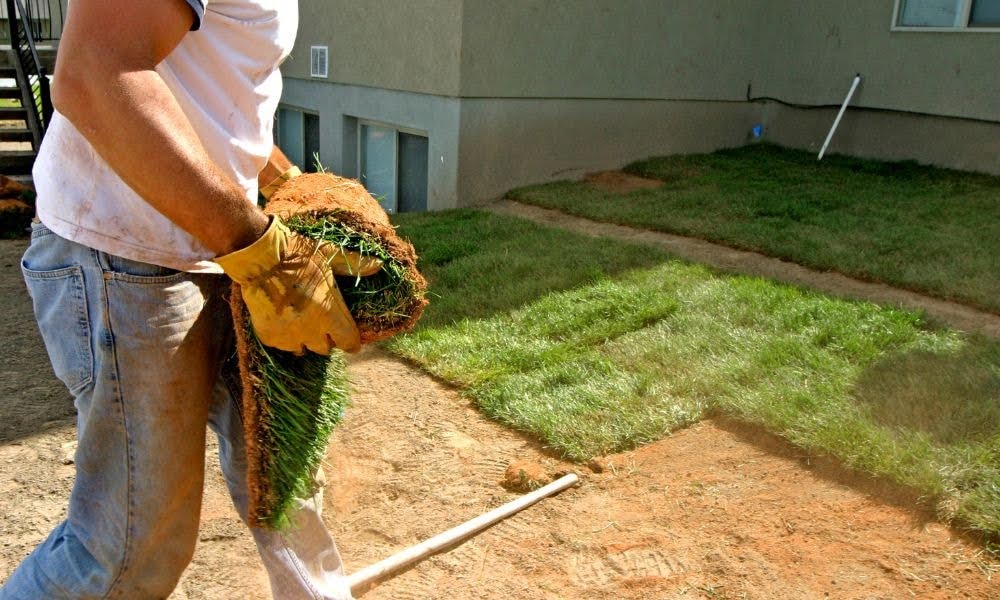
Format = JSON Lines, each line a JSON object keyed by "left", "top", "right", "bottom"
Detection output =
{"left": 1, "top": 1, "right": 360, "bottom": 598}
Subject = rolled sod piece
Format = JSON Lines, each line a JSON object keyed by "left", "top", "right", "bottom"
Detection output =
{"left": 268, "top": 173, "right": 428, "bottom": 344}
{"left": 231, "top": 172, "right": 428, "bottom": 529}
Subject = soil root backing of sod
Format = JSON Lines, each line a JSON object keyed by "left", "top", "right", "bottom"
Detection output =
{"left": 231, "top": 172, "right": 428, "bottom": 528}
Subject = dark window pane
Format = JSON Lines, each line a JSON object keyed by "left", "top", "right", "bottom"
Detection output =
{"left": 304, "top": 113, "right": 321, "bottom": 172}
{"left": 970, "top": 0, "right": 1000, "bottom": 25}
{"left": 397, "top": 132, "right": 428, "bottom": 213}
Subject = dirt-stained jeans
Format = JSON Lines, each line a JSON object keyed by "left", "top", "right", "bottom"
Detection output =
{"left": 0, "top": 223, "right": 353, "bottom": 600}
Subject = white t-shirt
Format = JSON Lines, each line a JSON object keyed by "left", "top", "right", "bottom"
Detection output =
{"left": 33, "top": 0, "right": 298, "bottom": 272}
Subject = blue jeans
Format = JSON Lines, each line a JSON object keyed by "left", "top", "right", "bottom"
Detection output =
{"left": 1, "top": 223, "right": 353, "bottom": 599}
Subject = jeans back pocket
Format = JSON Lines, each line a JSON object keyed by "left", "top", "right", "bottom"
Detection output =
{"left": 21, "top": 264, "right": 95, "bottom": 395}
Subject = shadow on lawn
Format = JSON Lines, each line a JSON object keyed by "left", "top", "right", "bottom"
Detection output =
{"left": 395, "top": 209, "right": 673, "bottom": 329}
{"left": 851, "top": 339, "right": 1000, "bottom": 445}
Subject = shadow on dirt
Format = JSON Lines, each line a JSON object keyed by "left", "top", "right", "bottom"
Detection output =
{"left": 0, "top": 240, "right": 75, "bottom": 443}
{"left": 709, "top": 416, "right": 976, "bottom": 543}
{"left": 712, "top": 415, "right": 925, "bottom": 504}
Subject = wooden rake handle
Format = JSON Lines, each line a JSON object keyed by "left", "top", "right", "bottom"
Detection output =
{"left": 347, "top": 472, "right": 580, "bottom": 593}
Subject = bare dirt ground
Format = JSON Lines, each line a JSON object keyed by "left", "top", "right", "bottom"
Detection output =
{"left": 1, "top": 223, "right": 997, "bottom": 599}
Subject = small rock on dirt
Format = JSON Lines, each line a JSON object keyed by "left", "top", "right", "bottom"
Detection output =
{"left": 61, "top": 441, "right": 77, "bottom": 465}
{"left": 588, "top": 457, "right": 613, "bottom": 473}
{"left": 500, "top": 460, "right": 549, "bottom": 493}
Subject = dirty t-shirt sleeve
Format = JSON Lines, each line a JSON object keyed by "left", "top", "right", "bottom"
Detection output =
{"left": 183, "top": 0, "right": 207, "bottom": 31}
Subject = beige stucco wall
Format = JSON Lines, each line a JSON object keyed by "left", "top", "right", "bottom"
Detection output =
{"left": 457, "top": 99, "right": 759, "bottom": 203}
{"left": 289, "top": 0, "right": 998, "bottom": 123}
{"left": 458, "top": 0, "right": 760, "bottom": 100}
{"left": 284, "top": 0, "right": 463, "bottom": 97}
{"left": 755, "top": 1, "right": 1000, "bottom": 123}
{"left": 761, "top": 103, "right": 1000, "bottom": 176}
{"left": 455, "top": 0, "right": 998, "bottom": 122}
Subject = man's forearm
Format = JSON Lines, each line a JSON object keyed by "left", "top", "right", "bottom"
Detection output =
{"left": 53, "top": 0, "right": 268, "bottom": 256}
{"left": 55, "top": 69, "right": 268, "bottom": 255}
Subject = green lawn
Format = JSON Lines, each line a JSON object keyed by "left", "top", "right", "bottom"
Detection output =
{"left": 387, "top": 210, "right": 1000, "bottom": 545}
{"left": 508, "top": 144, "right": 1000, "bottom": 314}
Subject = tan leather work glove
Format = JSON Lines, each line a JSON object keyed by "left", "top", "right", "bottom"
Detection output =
{"left": 216, "top": 216, "right": 382, "bottom": 354}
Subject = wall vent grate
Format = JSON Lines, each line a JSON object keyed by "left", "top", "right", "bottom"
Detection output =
{"left": 310, "top": 46, "right": 328, "bottom": 78}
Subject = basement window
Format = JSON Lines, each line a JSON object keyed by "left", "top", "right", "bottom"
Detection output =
{"left": 275, "top": 107, "right": 320, "bottom": 172}
{"left": 893, "top": 0, "right": 1000, "bottom": 30}
{"left": 358, "top": 120, "right": 428, "bottom": 214}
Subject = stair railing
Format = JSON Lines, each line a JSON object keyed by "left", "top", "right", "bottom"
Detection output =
{"left": 21, "top": 0, "right": 63, "bottom": 43}
{"left": 5, "top": 0, "right": 53, "bottom": 150}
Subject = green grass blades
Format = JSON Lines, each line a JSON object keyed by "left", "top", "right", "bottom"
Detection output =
{"left": 391, "top": 209, "right": 668, "bottom": 328}
{"left": 388, "top": 209, "right": 1000, "bottom": 543}
{"left": 249, "top": 329, "right": 349, "bottom": 529}
{"left": 286, "top": 214, "right": 419, "bottom": 333}
{"left": 508, "top": 144, "right": 1000, "bottom": 313}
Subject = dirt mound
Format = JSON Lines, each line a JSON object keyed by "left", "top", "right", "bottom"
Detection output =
{"left": 500, "top": 459, "right": 550, "bottom": 492}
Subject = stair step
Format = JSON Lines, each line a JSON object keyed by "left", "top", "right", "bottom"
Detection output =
{"left": 0, "top": 105, "right": 28, "bottom": 120}
{"left": 0, "top": 67, "right": 17, "bottom": 80}
{"left": 0, "top": 87, "right": 22, "bottom": 101}
{"left": 0, "top": 150, "right": 36, "bottom": 175}
{"left": 0, "top": 128, "right": 32, "bottom": 142}
{"left": 4, "top": 173, "right": 32, "bottom": 187}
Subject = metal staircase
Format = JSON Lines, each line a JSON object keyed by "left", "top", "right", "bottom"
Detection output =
{"left": 1, "top": 0, "right": 60, "bottom": 177}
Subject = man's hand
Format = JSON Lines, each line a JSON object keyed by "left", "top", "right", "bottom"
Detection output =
{"left": 216, "top": 216, "right": 382, "bottom": 354}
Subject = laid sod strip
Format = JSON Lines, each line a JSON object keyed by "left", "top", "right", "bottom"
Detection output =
{"left": 240, "top": 321, "right": 349, "bottom": 530}
{"left": 508, "top": 143, "right": 1000, "bottom": 313}
{"left": 388, "top": 209, "right": 1000, "bottom": 542}
{"left": 393, "top": 209, "right": 668, "bottom": 328}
